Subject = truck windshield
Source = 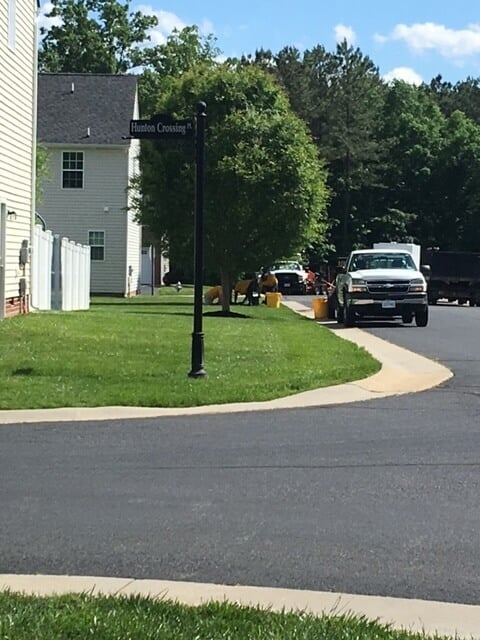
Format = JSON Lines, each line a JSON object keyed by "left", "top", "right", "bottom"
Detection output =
{"left": 350, "top": 253, "right": 416, "bottom": 271}
{"left": 271, "top": 262, "right": 302, "bottom": 271}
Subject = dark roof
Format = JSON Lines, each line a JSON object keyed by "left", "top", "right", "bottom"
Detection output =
{"left": 37, "top": 73, "right": 137, "bottom": 146}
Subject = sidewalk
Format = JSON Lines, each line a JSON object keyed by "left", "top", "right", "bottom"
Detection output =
{"left": 1, "top": 574, "right": 479, "bottom": 638}
{"left": 1, "top": 299, "right": 471, "bottom": 638}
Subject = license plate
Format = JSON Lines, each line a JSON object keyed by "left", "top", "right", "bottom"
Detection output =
{"left": 284, "top": 283, "right": 290, "bottom": 287}
{"left": 382, "top": 300, "right": 396, "bottom": 308}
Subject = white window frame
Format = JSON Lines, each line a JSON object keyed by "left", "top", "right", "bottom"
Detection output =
{"left": 88, "top": 230, "right": 105, "bottom": 261}
{"left": 8, "top": 0, "right": 16, "bottom": 50}
{"left": 62, "top": 151, "right": 84, "bottom": 189}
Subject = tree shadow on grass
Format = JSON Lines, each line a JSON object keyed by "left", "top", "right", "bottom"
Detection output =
{"left": 97, "top": 306, "right": 253, "bottom": 319}
{"left": 123, "top": 310, "right": 193, "bottom": 317}
{"left": 92, "top": 300, "right": 194, "bottom": 308}
{"left": 204, "top": 310, "right": 252, "bottom": 319}
{"left": 122, "top": 310, "right": 251, "bottom": 318}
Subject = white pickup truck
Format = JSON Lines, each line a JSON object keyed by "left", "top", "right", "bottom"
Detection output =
{"left": 335, "top": 248, "right": 429, "bottom": 327}
{"left": 269, "top": 260, "right": 308, "bottom": 294}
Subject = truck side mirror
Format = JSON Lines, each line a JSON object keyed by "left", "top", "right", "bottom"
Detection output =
{"left": 420, "top": 264, "right": 431, "bottom": 279}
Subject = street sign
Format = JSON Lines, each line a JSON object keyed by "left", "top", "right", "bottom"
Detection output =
{"left": 129, "top": 113, "right": 194, "bottom": 139}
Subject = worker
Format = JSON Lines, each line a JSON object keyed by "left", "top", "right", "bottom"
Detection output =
{"left": 259, "top": 269, "right": 278, "bottom": 303}
{"left": 306, "top": 268, "right": 317, "bottom": 293}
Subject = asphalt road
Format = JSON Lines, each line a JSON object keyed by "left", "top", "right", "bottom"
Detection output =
{"left": 1, "top": 302, "right": 479, "bottom": 604}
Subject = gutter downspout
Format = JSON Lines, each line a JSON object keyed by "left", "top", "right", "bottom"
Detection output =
{"left": 29, "top": 0, "right": 40, "bottom": 311}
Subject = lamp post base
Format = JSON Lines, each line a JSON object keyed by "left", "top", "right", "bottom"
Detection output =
{"left": 188, "top": 368, "right": 207, "bottom": 378}
{"left": 188, "top": 331, "right": 207, "bottom": 378}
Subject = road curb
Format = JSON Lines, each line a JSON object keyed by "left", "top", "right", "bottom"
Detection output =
{"left": 1, "top": 574, "right": 479, "bottom": 638}
{"left": 0, "top": 301, "right": 453, "bottom": 424}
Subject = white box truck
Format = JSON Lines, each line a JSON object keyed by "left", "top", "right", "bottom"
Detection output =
{"left": 373, "top": 242, "right": 421, "bottom": 269}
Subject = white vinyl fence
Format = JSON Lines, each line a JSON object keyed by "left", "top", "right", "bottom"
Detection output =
{"left": 32, "top": 225, "right": 90, "bottom": 311}
{"left": 31, "top": 226, "right": 53, "bottom": 310}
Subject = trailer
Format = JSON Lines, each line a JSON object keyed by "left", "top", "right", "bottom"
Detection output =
{"left": 422, "top": 250, "right": 480, "bottom": 306}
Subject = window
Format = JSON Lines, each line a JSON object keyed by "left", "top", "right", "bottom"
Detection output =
{"left": 8, "top": 0, "right": 16, "bottom": 49}
{"left": 88, "top": 231, "right": 105, "bottom": 261}
{"left": 62, "top": 151, "right": 84, "bottom": 189}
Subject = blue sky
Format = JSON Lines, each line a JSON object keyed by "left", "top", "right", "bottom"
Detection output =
{"left": 39, "top": 0, "right": 480, "bottom": 85}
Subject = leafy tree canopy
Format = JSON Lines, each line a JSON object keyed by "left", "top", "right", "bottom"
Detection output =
{"left": 432, "top": 110, "right": 480, "bottom": 250}
{"left": 38, "top": 1, "right": 480, "bottom": 256}
{"left": 38, "top": 0, "right": 158, "bottom": 73}
{"left": 139, "top": 26, "right": 221, "bottom": 116}
{"left": 35, "top": 144, "right": 51, "bottom": 205}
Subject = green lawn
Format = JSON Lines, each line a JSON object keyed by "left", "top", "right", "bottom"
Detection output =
{"left": 0, "top": 592, "right": 451, "bottom": 640}
{"left": 0, "top": 288, "right": 380, "bottom": 409}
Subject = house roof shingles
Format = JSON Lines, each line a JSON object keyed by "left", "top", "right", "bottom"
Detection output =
{"left": 37, "top": 73, "right": 137, "bottom": 146}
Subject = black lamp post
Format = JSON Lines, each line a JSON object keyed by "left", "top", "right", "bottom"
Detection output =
{"left": 188, "top": 101, "right": 207, "bottom": 378}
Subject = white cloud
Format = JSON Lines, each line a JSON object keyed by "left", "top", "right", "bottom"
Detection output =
{"left": 136, "top": 5, "right": 186, "bottom": 45}
{"left": 334, "top": 24, "right": 356, "bottom": 45}
{"left": 37, "top": 2, "right": 62, "bottom": 31}
{"left": 379, "top": 22, "right": 480, "bottom": 59}
{"left": 199, "top": 18, "right": 215, "bottom": 36}
{"left": 373, "top": 33, "right": 388, "bottom": 44}
{"left": 383, "top": 66, "right": 423, "bottom": 85}
{"left": 137, "top": 5, "right": 216, "bottom": 46}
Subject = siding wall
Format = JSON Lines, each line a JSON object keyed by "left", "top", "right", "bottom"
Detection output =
{"left": 37, "top": 146, "right": 140, "bottom": 294}
{"left": 0, "top": 0, "right": 36, "bottom": 315}
{"left": 125, "top": 97, "right": 141, "bottom": 295}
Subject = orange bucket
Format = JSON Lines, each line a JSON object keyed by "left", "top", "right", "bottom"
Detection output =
{"left": 265, "top": 292, "right": 282, "bottom": 308}
{"left": 312, "top": 296, "right": 328, "bottom": 319}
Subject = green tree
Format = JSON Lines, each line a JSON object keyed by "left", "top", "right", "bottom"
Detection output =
{"left": 427, "top": 75, "right": 480, "bottom": 124}
{"left": 139, "top": 26, "right": 220, "bottom": 116}
{"left": 432, "top": 110, "right": 480, "bottom": 250}
{"left": 136, "top": 65, "right": 329, "bottom": 312}
{"left": 35, "top": 144, "right": 51, "bottom": 205}
{"left": 38, "top": 0, "right": 158, "bottom": 73}
{"left": 319, "top": 42, "right": 385, "bottom": 253}
{"left": 378, "top": 80, "right": 445, "bottom": 248}
{"left": 272, "top": 42, "right": 385, "bottom": 254}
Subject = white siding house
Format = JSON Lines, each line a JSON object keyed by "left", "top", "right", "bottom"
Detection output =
{"left": 0, "top": 0, "right": 38, "bottom": 318}
{"left": 37, "top": 74, "right": 142, "bottom": 295}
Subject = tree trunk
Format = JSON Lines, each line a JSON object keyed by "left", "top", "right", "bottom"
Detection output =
{"left": 220, "top": 269, "right": 231, "bottom": 314}
{"left": 342, "top": 150, "right": 352, "bottom": 254}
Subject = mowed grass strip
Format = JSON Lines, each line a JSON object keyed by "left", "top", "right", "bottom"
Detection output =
{"left": 0, "top": 592, "right": 450, "bottom": 640}
{"left": 0, "top": 289, "right": 380, "bottom": 409}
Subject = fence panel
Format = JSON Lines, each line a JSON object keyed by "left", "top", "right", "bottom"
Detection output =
{"left": 33, "top": 227, "right": 90, "bottom": 312}
{"left": 59, "top": 237, "right": 90, "bottom": 311}
{"left": 31, "top": 225, "right": 53, "bottom": 310}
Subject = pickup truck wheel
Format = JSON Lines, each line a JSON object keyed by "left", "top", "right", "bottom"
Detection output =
{"left": 327, "top": 293, "right": 337, "bottom": 319}
{"left": 327, "top": 304, "right": 336, "bottom": 320}
{"left": 415, "top": 306, "right": 429, "bottom": 327}
{"left": 344, "top": 295, "right": 356, "bottom": 327}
